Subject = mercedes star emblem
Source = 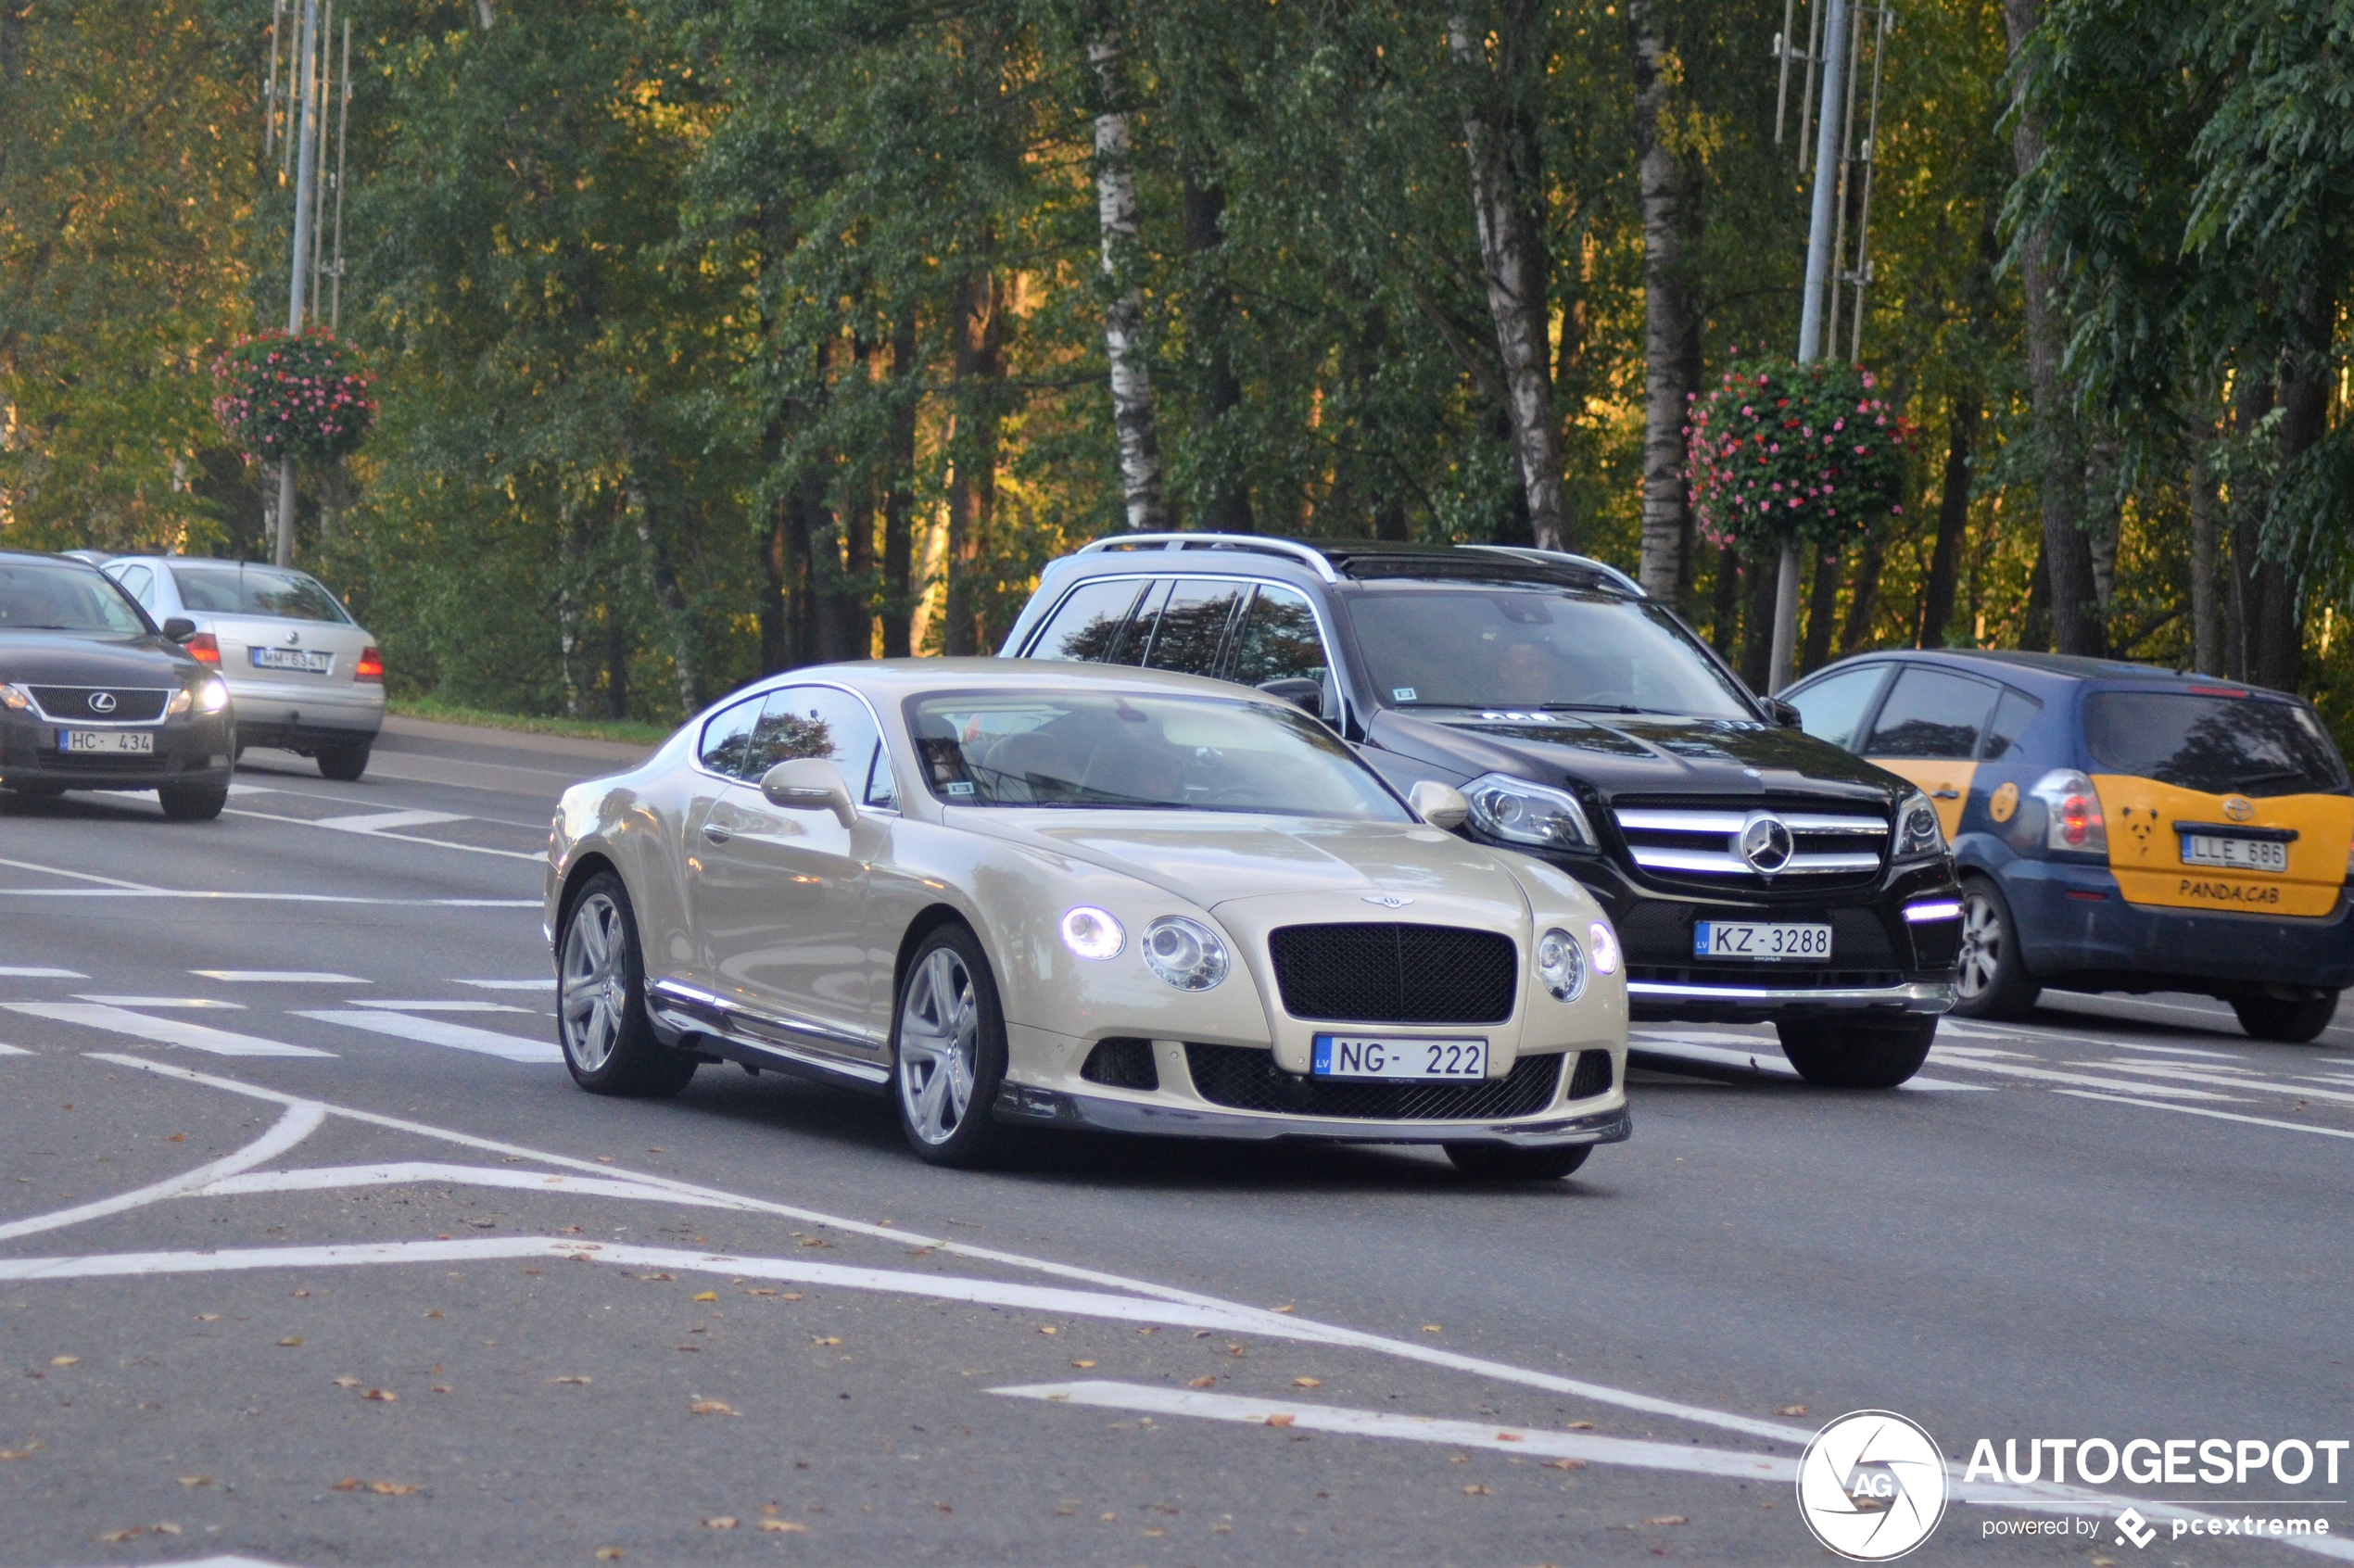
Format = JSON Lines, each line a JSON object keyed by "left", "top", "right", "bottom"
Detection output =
{"left": 1738, "top": 811, "right": 1795, "bottom": 874}
{"left": 88, "top": 691, "right": 118, "bottom": 714}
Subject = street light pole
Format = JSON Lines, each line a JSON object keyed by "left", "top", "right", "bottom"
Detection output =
{"left": 276, "top": 0, "right": 322, "bottom": 569}
{"left": 1768, "top": 0, "right": 1850, "bottom": 695}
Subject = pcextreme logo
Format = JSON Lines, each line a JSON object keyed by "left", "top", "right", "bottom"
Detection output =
{"left": 1798, "top": 1410, "right": 1951, "bottom": 1561}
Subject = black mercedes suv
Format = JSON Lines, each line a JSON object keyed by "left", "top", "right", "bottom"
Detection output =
{"left": 999, "top": 536, "right": 1962, "bottom": 1088}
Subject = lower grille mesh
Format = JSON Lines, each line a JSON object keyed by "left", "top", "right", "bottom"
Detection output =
{"left": 1183, "top": 1044, "right": 1563, "bottom": 1120}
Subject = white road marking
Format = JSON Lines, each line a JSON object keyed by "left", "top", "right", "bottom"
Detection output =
{"left": 82, "top": 1052, "right": 1823, "bottom": 1448}
{"left": 311, "top": 808, "right": 469, "bottom": 831}
{"left": 0, "top": 855, "right": 158, "bottom": 890}
{"left": 2055, "top": 1090, "right": 2354, "bottom": 1143}
{"left": 993, "top": 1380, "right": 1794, "bottom": 1478}
{"left": 295, "top": 1008, "right": 561, "bottom": 1063}
{"left": 2094, "top": 1059, "right": 2354, "bottom": 1106}
{"left": 222, "top": 806, "right": 544, "bottom": 862}
{"left": 0, "top": 1099, "right": 324, "bottom": 1242}
{"left": 1923, "top": 1052, "right": 2239, "bottom": 1099}
{"left": 4, "top": 1004, "right": 334, "bottom": 1058}
{"left": 194, "top": 1161, "right": 743, "bottom": 1208}
{"left": 0, "top": 966, "right": 86, "bottom": 978}
{"left": 1630, "top": 1036, "right": 1992, "bottom": 1091}
{"left": 73, "top": 995, "right": 246, "bottom": 1009}
{"left": 345, "top": 999, "right": 534, "bottom": 1013}
{"left": 0, "top": 1043, "right": 28, "bottom": 1056}
{"left": 2095, "top": 1040, "right": 2246, "bottom": 1061}
{"left": 193, "top": 970, "right": 365, "bottom": 982}
{"left": 457, "top": 978, "right": 558, "bottom": 992}
{"left": 0, "top": 888, "right": 541, "bottom": 905}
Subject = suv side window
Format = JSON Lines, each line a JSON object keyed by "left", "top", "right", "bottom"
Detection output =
{"left": 1029, "top": 578, "right": 1147, "bottom": 663}
{"left": 1864, "top": 666, "right": 2000, "bottom": 759}
{"left": 1788, "top": 664, "right": 1889, "bottom": 751}
{"left": 1232, "top": 584, "right": 1329, "bottom": 687}
{"left": 1106, "top": 581, "right": 1171, "bottom": 666}
{"left": 1979, "top": 688, "right": 2043, "bottom": 761}
{"left": 750, "top": 686, "right": 897, "bottom": 807}
{"left": 698, "top": 692, "right": 764, "bottom": 778}
{"left": 1141, "top": 578, "right": 1247, "bottom": 675}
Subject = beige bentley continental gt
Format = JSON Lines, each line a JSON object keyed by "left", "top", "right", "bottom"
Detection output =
{"left": 542, "top": 660, "right": 1629, "bottom": 1179}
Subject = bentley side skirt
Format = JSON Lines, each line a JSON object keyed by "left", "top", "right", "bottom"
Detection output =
{"left": 647, "top": 978, "right": 890, "bottom": 1093}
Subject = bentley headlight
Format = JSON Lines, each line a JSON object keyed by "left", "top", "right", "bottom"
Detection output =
{"left": 1059, "top": 905, "right": 1125, "bottom": 960}
{"left": 197, "top": 677, "right": 230, "bottom": 714}
{"left": 1587, "top": 919, "right": 1621, "bottom": 977}
{"left": 1536, "top": 927, "right": 1588, "bottom": 1002}
{"left": 1892, "top": 790, "right": 1948, "bottom": 862}
{"left": 1462, "top": 773, "right": 1597, "bottom": 850}
{"left": 1141, "top": 916, "right": 1229, "bottom": 992}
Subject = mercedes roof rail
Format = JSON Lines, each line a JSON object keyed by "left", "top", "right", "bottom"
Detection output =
{"left": 1074, "top": 533, "right": 1341, "bottom": 582}
{"left": 1455, "top": 545, "right": 1645, "bottom": 597}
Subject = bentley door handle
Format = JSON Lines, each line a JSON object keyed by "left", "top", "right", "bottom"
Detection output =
{"left": 1931, "top": 789, "right": 1960, "bottom": 800}
{"left": 701, "top": 822, "right": 733, "bottom": 845}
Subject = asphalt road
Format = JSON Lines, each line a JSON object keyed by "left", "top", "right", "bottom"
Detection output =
{"left": 3, "top": 715, "right": 2349, "bottom": 1567}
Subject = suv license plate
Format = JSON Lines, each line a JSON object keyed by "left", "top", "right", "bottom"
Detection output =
{"left": 1693, "top": 920, "right": 1831, "bottom": 960}
{"left": 1311, "top": 1035, "right": 1487, "bottom": 1081}
{"left": 249, "top": 647, "right": 334, "bottom": 674}
{"left": 2182, "top": 834, "right": 2287, "bottom": 873}
{"left": 59, "top": 729, "right": 154, "bottom": 754}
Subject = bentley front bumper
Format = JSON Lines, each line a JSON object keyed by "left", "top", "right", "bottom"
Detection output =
{"left": 991, "top": 1082, "right": 1632, "bottom": 1148}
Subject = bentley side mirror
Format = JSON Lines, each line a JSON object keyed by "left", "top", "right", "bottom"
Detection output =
{"left": 760, "top": 757, "right": 857, "bottom": 827}
{"left": 162, "top": 617, "right": 196, "bottom": 641}
{"left": 1767, "top": 698, "right": 1803, "bottom": 728}
{"left": 1408, "top": 779, "right": 1470, "bottom": 831}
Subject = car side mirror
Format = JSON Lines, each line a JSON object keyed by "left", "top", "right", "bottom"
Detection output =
{"left": 1767, "top": 698, "right": 1803, "bottom": 728}
{"left": 760, "top": 757, "right": 857, "bottom": 827}
{"left": 1408, "top": 779, "right": 1470, "bottom": 831}
{"left": 162, "top": 617, "right": 196, "bottom": 641}
{"left": 1256, "top": 677, "right": 1323, "bottom": 715}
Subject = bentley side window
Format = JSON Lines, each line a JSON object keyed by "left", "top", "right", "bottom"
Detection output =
{"left": 697, "top": 693, "right": 764, "bottom": 778}
{"left": 753, "top": 686, "right": 896, "bottom": 807}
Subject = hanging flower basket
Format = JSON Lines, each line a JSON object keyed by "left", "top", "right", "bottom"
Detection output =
{"left": 1685, "top": 353, "right": 1911, "bottom": 554}
{"left": 210, "top": 328, "right": 376, "bottom": 464}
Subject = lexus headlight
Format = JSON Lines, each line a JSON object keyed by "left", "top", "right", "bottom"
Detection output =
{"left": 197, "top": 677, "right": 230, "bottom": 714}
{"left": 1892, "top": 790, "right": 1947, "bottom": 862}
{"left": 1536, "top": 927, "right": 1588, "bottom": 1002}
{"left": 0, "top": 683, "right": 29, "bottom": 712}
{"left": 167, "top": 687, "right": 193, "bottom": 715}
{"left": 1142, "top": 916, "right": 1229, "bottom": 991}
{"left": 1059, "top": 906, "right": 1125, "bottom": 960}
{"left": 1462, "top": 773, "right": 1597, "bottom": 851}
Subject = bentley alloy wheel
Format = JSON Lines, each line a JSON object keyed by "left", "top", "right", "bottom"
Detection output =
{"left": 556, "top": 872, "right": 697, "bottom": 1097}
{"left": 892, "top": 925, "right": 1009, "bottom": 1166}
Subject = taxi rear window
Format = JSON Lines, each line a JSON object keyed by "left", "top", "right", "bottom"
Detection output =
{"left": 2082, "top": 690, "right": 2348, "bottom": 797}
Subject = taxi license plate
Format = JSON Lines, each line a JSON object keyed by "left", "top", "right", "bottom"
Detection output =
{"left": 1693, "top": 920, "right": 1831, "bottom": 960}
{"left": 1311, "top": 1035, "right": 1487, "bottom": 1081}
{"left": 59, "top": 729, "right": 154, "bottom": 754}
{"left": 250, "top": 647, "right": 334, "bottom": 674}
{"left": 2181, "top": 834, "right": 2287, "bottom": 873}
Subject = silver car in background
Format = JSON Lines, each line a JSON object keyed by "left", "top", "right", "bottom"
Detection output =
{"left": 102, "top": 557, "right": 384, "bottom": 780}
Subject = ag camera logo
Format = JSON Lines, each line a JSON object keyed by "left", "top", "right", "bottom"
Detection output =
{"left": 1798, "top": 1410, "right": 1950, "bottom": 1561}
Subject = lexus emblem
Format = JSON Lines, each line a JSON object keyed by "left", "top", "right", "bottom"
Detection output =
{"left": 1361, "top": 893, "right": 1414, "bottom": 909}
{"left": 2222, "top": 796, "right": 2254, "bottom": 822}
{"left": 1739, "top": 811, "right": 1795, "bottom": 874}
{"left": 88, "top": 691, "right": 117, "bottom": 714}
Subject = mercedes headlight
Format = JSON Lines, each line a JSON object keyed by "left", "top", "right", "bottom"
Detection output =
{"left": 1536, "top": 927, "right": 1588, "bottom": 1002}
{"left": 1059, "top": 906, "right": 1125, "bottom": 960}
{"left": 1462, "top": 773, "right": 1597, "bottom": 851}
{"left": 1892, "top": 790, "right": 1948, "bottom": 862}
{"left": 1141, "top": 916, "right": 1229, "bottom": 991}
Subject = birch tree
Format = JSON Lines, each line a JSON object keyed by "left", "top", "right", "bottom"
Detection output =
{"left": 1089, "top": 20, "right": 1165, "bottom": 533}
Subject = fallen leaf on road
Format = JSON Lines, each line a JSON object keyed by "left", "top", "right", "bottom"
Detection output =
{"left": 908, "top": 1247, "right": 934, "bottom": 1258}
{"left": 331, "top": 1479, "right": 361, "bottom": 1491}
{"left": 691, "top": 1292, "right": 717, "bottom": 1302}
{"left": 634, "top": 1272, "right": 673, "bottom": 1283}
{"left": 1036, "top": 1325, "right": 1057, "bottom": 1335}
{"left": 1463, "top": 1484, "right": 1491, "bottom": 1496}
{"left": 1188, "top": 1376, "right": 1216, "bottom": 1388}
{"left": 1645, "top": 1515, "right": 1687, "bottom": 1525}
{"left": 742, "top": 1288, "right": 777, "bottom": 1296}
{"left": 690, "top": 1399, "right": 734, "bottom": 1416}
{"left": 49, "top": 1357, "right": 78, "bottom": 1367}
{"left": 431, "top": 1385, "right": 452, "bottom": 1394}
{"left": 1, "top": 1444, "right": 45, "bottom": 1461}
{"left": 178, "top": 1476, "right": 210, "bottom": 1487}
{"left": 293, "top": 1290, "right": 310, "bottom": 1298}
{"left": 332, "top": 1377, "right": 361, "bottom": 1388}
{"left": 797, "top": 1237, "right": 828, "bottom": 1248}
{"left": 595, "top": 1549, "right": 621, "bottom": 1561}
{"left": 1496, "top": 1433, "right": 1522, "bottom": 1441}
{"left": 550, "top": 1375, "right": 591, "bottom": 1385}
{"left": 1070, "top": 1359, "right": 1096, "bottom": 1369}
{"left": 424, "top": 1309, "right": 443, "bottom": 1319}
{"left": 558, "top": 1225, "right": 584, "bottom": 1234}
{"left": 363, "top": 1388, "right": 397, "bottom": 1402}
{"left": 595, "top": 1156, "right": 616, "bottom": 1163}
{"left": 95, "top": 1528, "right": 140, "bottom": 1543}
{"left": 1565, "top": 1421, "right": 1595, "bottom": 1430}
{"left": 780, "top": 1293, "right": 802, "bottom": 1301}
{"left": 702, "top": 1516, "right": 738, "bottom": 1529}
{"left": 1421, "top": 1325, "right": 1442, "bottom": 1334}
{"left": 154, "top": 1524, "right": 182, "bottom": 1536}
{"left": 371, "top": 1482, "right": 421, "bottom": 1496}
{"left": 1292, "top": 1377, "right": 1321, "bottom": 1388}
{"left": 677, "top": 1346, "right": 701, "bottom": 1353}
{"left": 1227, "top": 1345, "right": 1246, "bottom": 1357}
{"left": 1267, "top": 1414, "right": 1295, "bottom": 1429}
{"left": 1273, "top": 1305, "right": 1296, "bottom": 1314}
{"left": 1100, "top": 1511, "right": 1118, "bottom": 1522}
{"left": 168, "top": 1133, "right": 184, "bottom": 1143}
{"left": 276, "top": 1337, "right": 301, "bottom": 1347}
{"left": 1542, "top": 1459, "right": 1588, "bottom": 1471}
{"left": 811, "top": 1336, "right": 842, "bottom": 1347}
{"left": 755, "top": 1519, "right": 806, "bottom": 1533}
{"left": 1776, "top": 1405, "right": 1806, "bottom": 1416}
{"left": 195, "top": 1315, "right": 219, "bottom": 1322}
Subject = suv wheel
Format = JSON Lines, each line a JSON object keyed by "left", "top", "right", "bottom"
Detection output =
{"left": 2231, "top": 990, "right": 2340, "bottom": 1044}
{"left": 1776, "top": 1016, "right": 1937, "bottom": 1089}
{"left": 1952, "top": 876, "right": 2039, "bottom": 1020}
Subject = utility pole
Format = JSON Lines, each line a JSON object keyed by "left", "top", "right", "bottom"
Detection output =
{"left": 1768, "top": 0, "right": 1850, "bottom": 694}
{"left": 277, "top": 0, "right": 322, "bottom": 569}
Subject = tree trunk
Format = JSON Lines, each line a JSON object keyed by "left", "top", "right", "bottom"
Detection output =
{"left": 1917, "top": 393, "right": 1975, "bottom": 648}
{"left": 1629, "top": 0, "right": 1702, "bottom": 607}
{"left": 2001, "top": 0, "right": 2101, "bottom": 658}
{"left": 1738, "top": 550, "right": 1776, "bottom": 692}
{"left": 1841, "top": 534, "right": 1884, "bottom": 653}
{"left": 2085, "top": 432, "right": 2121, "bottom": 611}
{"left": 2189, "top": 450, "right": 2222, "bottom": 677}
{"left": 2255, "top": 282, "right": 2336, "bottom": 692}
{"left": 880, "top": 311, "right": 918, "bottom": 659}
{"left": 1182, "top": 171, "right": 1251, "bottom": 533}
{"left": 1799, "top": 544, "right": 1841, "bottom": 675}
{"left": 1449, "top": 6, "right": 1570, "bottom": 551}
{"left": 623, "top": 467, "right": 700, "bottom": 716}
{"left": 944, "top": 257, "right": 1005, "bottom": 657}
{"left": 1708, "top": 540, "right": 1740, "bottom": 655}
{"left": 2228, "top": 373, "right": 2274, "bottom": 683}
{"left": 603, "top": 609, "right": 628, "bottom": 720}
{"left": 758, "top": 491, "right": 791, "bottom": 676}
{"left": 1088, "top": 27, "right": 1164, "bottom": 533}
{"left": 2019, "top": 546, "right": 2052, "bottom": 653}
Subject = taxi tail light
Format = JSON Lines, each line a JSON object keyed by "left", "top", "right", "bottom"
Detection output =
{"left": 2030, "top": 768, "right": 2107, "bottom": 854}
{"left": 355, "top": 645, "right": 384, "bottom": 684}
{"left": 184, "top": 632, "right": 221, "bottom": 665}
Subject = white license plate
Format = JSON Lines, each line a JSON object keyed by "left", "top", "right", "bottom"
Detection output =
{"left": 249, "top": 647, "right": 333, "bottom": 674}
{"left": 2182, "top": 834, "right": 2287, "bottom": 873}
{"left": 59, "top": 729, "right": 154, "bottom": 754}
{"left": 1693, "top": 920, "right": 1832, "bottom": 960}
{"left": 1311, "top": 1034, "right": 1487, "bottom": 1080}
